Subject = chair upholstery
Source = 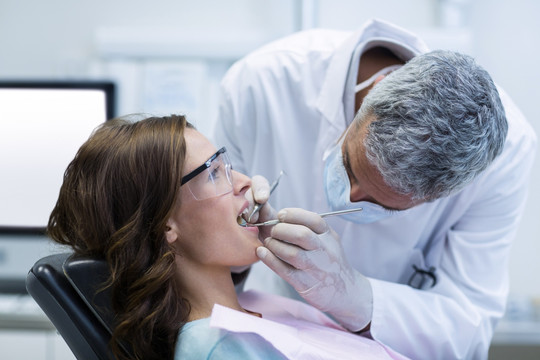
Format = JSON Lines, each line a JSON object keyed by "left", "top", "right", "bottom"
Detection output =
{"left": 26, "top": 253, "right": 131, "bottom": 360}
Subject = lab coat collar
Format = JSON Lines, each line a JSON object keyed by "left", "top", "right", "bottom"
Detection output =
{"left": 316, "top": 18, "right": 430, "bottom": 130}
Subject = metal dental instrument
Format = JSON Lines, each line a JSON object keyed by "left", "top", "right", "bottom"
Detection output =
{"left": 247, "top": 170, "right": 284, "bottom": 222}
{"left": 243, "top": 208, "right": 363, "bottom": 227}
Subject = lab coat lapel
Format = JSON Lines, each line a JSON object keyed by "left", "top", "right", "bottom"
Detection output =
{"left": 314, "top": 26, "right": 364, "bottom": 167}
{"left": 316, "top": 27, "right": 363, "bottom": 132}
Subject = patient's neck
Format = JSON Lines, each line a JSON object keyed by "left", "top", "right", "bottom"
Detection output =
{"left": 175, "top": 260, "right": 244, "bottom": 322}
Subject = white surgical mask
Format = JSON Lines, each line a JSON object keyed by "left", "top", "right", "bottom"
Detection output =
{"left": 354, "top": 64, "right": 403, "bottom": 93}
{"left": 322, "top": 135, "right": 401, "bottom": 224}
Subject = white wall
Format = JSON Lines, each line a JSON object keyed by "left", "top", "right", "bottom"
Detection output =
{"left": 0, "top": 0, "right": 538, "bottom": 299}
{"left": 0, "top": 0, "right": 296, "bottom": 77}
{"left": 467, "top": 0, "right": 540, "bottom": 300}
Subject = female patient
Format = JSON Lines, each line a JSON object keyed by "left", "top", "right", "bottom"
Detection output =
{"left": 47, "top": 115, "right": 282, "bottom": 359}
{"left": 47, "top": 115, "right": 406, "bottom": 360}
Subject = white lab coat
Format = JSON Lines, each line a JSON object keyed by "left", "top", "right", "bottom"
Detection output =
{"left": 212, "top": 19, "right": 537, "bottom": 359}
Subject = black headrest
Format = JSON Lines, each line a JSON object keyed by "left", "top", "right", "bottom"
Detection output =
{"left": 63, "top": 255, "right": 133, "bottom": 356}
{"left": 26, "top": 253, "right": 113, "bottom": 360}
{"left": 63, "top": 256, "right": 114, "bottom": 335}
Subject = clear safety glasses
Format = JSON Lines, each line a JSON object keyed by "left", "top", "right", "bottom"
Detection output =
{"left": 181, "top": 147, "right": 233, "bottom": 200}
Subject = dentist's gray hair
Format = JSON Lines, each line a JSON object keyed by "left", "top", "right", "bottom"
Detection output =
{"left": 356, "top": 50, "right": 508, "bottom": 201}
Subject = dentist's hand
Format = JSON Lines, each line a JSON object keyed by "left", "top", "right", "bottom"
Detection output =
{"left": 256, "top": 208, "right": 373, "bottom": 332}
{"left": 244, "top": 175, "right": 277, "bottom": 240}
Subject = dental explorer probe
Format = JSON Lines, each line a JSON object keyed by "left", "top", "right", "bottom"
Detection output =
{"left": 247, "top": 170, "right": 284, "bottom": 222}
{"left": 242, "top": 208, "right": 363, "bottom": 227}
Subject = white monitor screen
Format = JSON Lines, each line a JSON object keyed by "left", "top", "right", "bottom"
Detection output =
{"left": 0, "top": 82, "right": 115, "bottom": 230}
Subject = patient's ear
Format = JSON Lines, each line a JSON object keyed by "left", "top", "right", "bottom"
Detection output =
{"left": 165, "top": 219, "right": 178, "bottom": 244}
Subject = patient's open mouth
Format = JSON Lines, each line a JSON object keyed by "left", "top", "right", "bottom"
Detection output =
{"left": 237, "top": 206, "right": 250, "bottom": 227}
{"left": 237, "top": 215, "right": 248, "bottom": 227}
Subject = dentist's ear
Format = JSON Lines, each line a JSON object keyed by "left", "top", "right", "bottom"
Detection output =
{"left": 165, "top": 219, "right": 178, "bottom": 244}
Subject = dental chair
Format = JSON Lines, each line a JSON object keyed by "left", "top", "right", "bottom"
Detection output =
{"left": 25, "top": 252, "right": 132, "bottom": 360}
{"left": 26, "top": 252, "right": 250, "bottom": 360}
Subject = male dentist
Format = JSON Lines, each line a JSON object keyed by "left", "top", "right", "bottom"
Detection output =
{"left": 213, "top": 19, "right": 537, "bottom": 359}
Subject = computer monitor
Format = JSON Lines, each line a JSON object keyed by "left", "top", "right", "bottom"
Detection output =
{"left": 0, "top": 81, "right": 115, "bottom": 232}
{"left": 0, "top": 81, "right": 115, "bottom": 293}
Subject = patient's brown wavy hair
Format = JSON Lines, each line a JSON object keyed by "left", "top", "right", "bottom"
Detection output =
{"left": 47, "top": 115, "right": 193, "bottom": 359}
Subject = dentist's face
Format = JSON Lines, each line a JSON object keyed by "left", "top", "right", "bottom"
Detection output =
{"left": 341, "top": 119, "right": 422, "bottom": 211}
